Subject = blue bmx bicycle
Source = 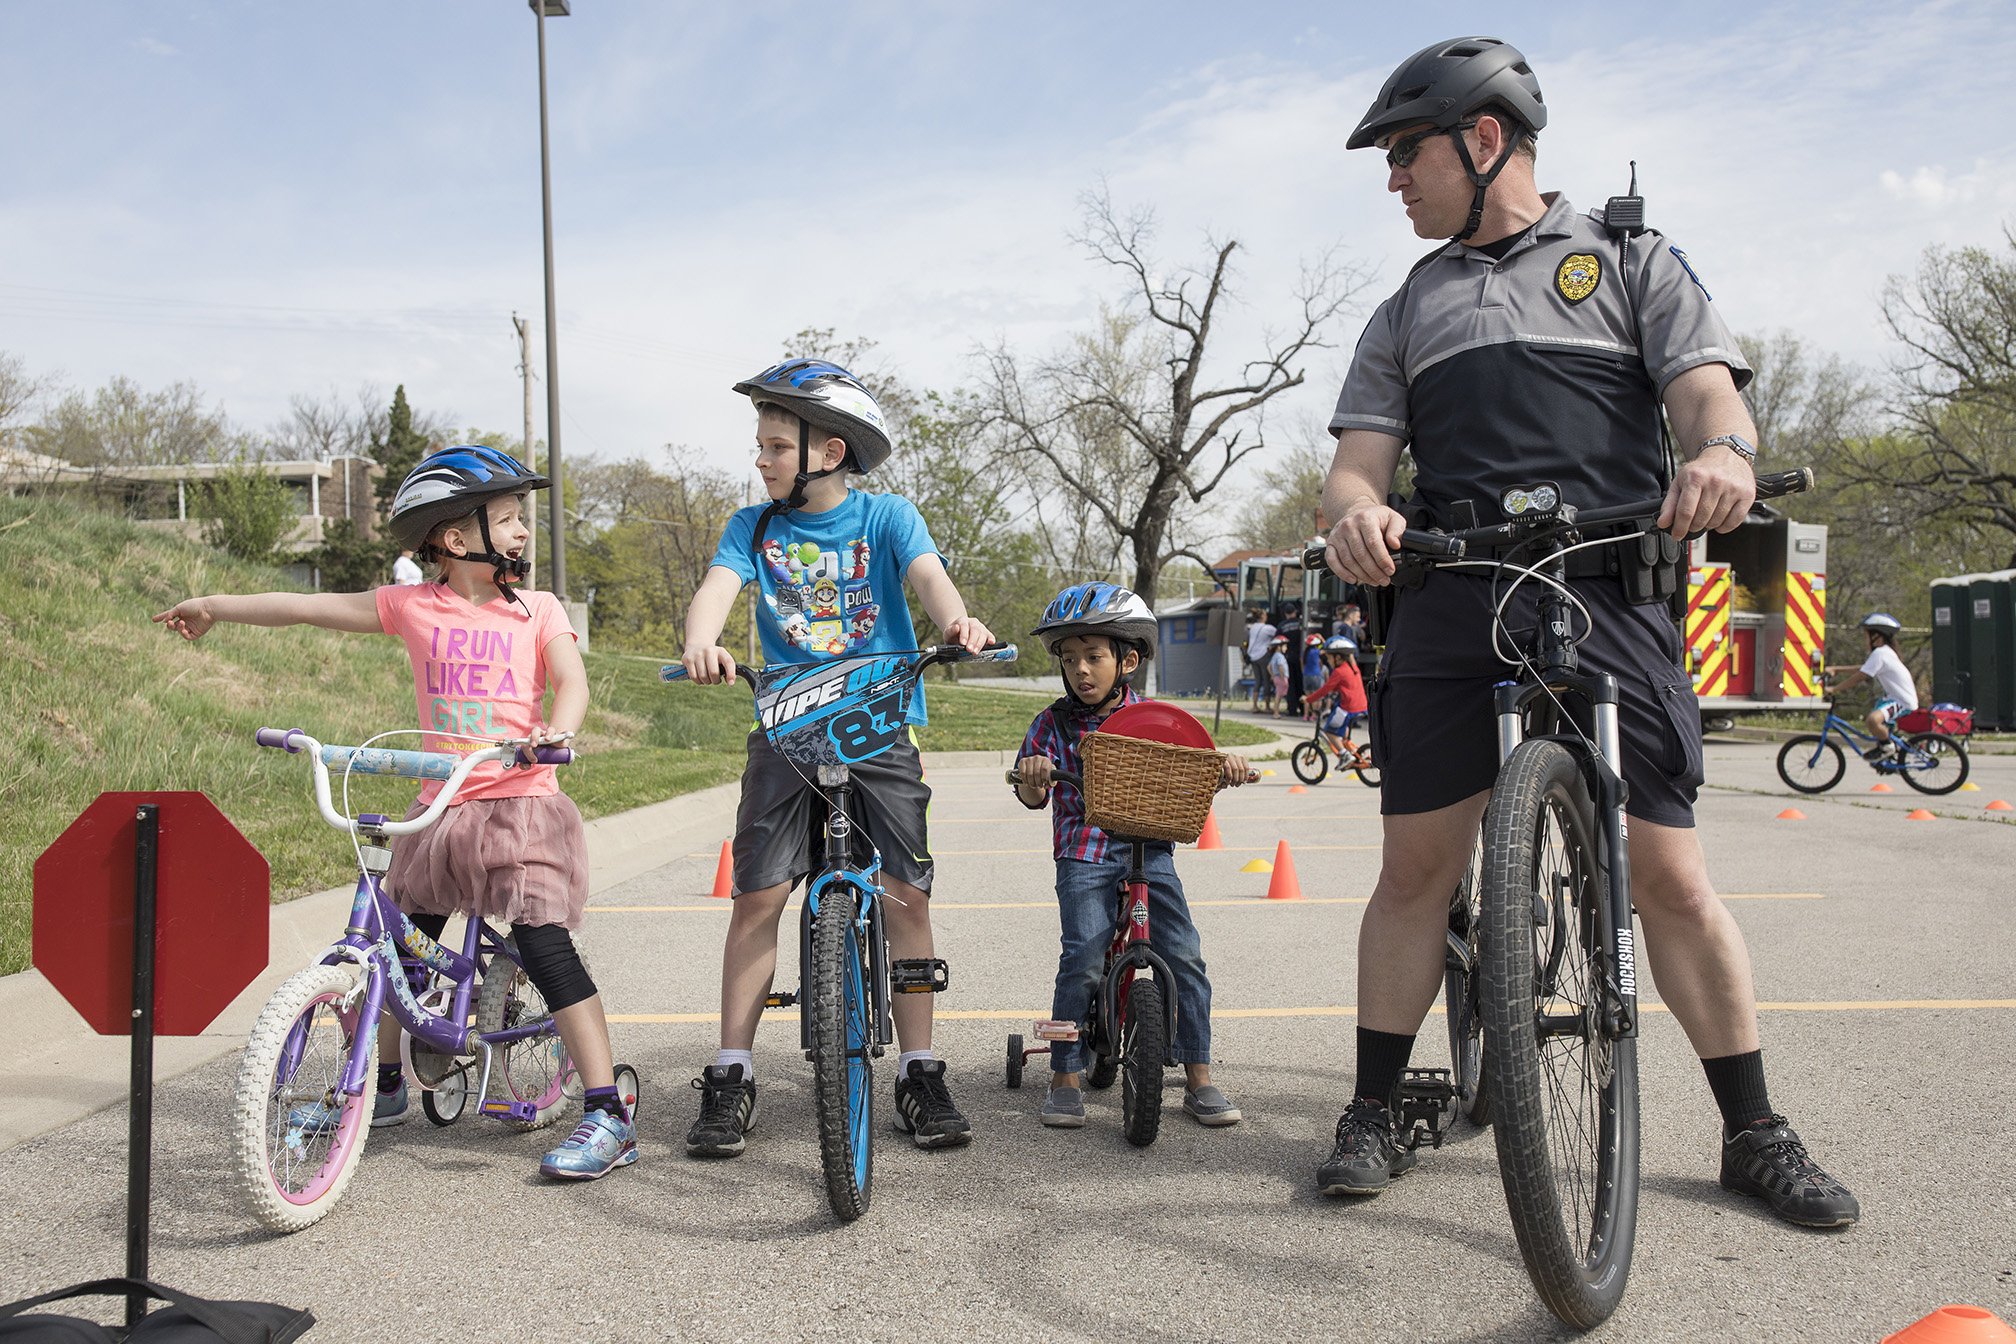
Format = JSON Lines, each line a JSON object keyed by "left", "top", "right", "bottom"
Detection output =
{"left": 230, "top": 728, "right": 639, "bottom": 1234}
{"left": 1775, "top": 699, "right": 1969, "bottom": 795}
{"left": 662, "top": 643, "right": 1016, "bottom": 1221}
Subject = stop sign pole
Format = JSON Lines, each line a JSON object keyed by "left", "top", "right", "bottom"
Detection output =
{"left": 126, "top": 803, "right": 159, "bottom": 1328}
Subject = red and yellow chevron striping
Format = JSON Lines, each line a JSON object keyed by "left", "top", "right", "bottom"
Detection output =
{"left": 1687, "top": 564, "right": 1732, "bottom": 694}
{"left": 1782, "top": 571, "right": 1826, "bottom": 698}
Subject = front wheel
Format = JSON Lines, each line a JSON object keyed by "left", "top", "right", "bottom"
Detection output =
{"left": 1118, "top": 976, "right": 1166, "bottom": 1148}
{"left": 809, "top": 886, "right": 874, "bottom": 1222}
{"left": 1480, "top": 741, "right": 1640, "bottom": 1329}
{"left": 1776, "top": 735, "right": 1845, "bottom": 793}
{"left": 231, "top": 962, "right": 376, "bottom": 1234}
{"left": 1290, "top": 741, "right": 1329, "bottom": 785}
{"left": 1900, "top": 733, "right": 1969, "bottom": 794}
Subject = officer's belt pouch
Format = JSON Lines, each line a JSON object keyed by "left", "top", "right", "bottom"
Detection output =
{"left": 1364, "top": 493, "right": 1434, "bottom": 645}
{"left": 1617, "top": 530, "right": 1687, "bottom": 608}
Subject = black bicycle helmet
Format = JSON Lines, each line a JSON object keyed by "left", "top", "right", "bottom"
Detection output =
{"left": 387, "top": 445, "right": 547, "bottom": 604}
{"left": 1349, "top": 36, "right": 1547, "bottom": 242}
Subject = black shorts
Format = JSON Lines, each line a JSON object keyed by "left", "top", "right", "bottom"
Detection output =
{"left": 1370, "top": 572, "right": 1704, "bottom": 827}
{"left": 732, "top": 729, "right": 935, "bottom": 895}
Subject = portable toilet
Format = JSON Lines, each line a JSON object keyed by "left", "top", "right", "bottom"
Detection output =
{"left": 1964, "top": 572, "right": 2016, "bottom": 729}
{"left": 1930, "top": 575, "right": 1975, "bottom": 707}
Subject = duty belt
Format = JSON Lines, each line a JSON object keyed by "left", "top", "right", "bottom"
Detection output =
{"left": 1467, "top": 539, "right": 1621, "bottom": 581}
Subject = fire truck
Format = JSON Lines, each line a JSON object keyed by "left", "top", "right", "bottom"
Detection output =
{"left": 1216, "top": 504, "right": 1827, "bottom": 727}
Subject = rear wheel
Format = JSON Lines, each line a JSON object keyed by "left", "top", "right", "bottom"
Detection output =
{"left": 1349, "top": 722, "right": 1382, "bottom": 789}
{"left": 1118, "top": 977, "right": 1166, "bottom": 1148}
{"left": 1480, "top": 741, "right": 1639, "bottom": 1329}
{"left": 1900, "top": 733, "right": 1969, "bottom": 794}
{"left": 809, "top": 885, "right": 873, "bottom": 1222}
{"left": 1775, "top": 735, "right": 1845, "bottom": 793}
{"left": 1290, "top": 741, "right": 1329, "bottom": 785}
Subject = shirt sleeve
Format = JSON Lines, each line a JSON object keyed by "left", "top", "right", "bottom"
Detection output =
{"left": 1014, "top": 712, "right": 1052, "bottom": 809}
{"left": 709, "top": 508, "right": 759, "bottom": 584}
{"left": 878, "top": 494, "right": 939, "bottom": 572}
{"left": 373, "top": 584, "right": 407, "bottom": 637}
{"left": 1635, "top": 234, "right": 1752, "bottom": 396}
{"left": 536, "top": 592, "right": 577, "bottom": 646}
{"left": 1329, "top": 297, "right": 1412, "bottom": 440}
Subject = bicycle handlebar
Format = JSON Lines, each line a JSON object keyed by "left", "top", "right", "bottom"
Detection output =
{"left": 1004, "top": 765, "right": 1261, "bottom": 790}
{"left": 255, "top": 727, "right": 570, "bottom": 836}
{"left": 660, "top": 642, "right": 1019, "bottom": 686}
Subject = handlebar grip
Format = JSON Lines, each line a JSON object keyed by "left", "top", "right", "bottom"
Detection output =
{"left": 659, "top": 665, "right": 690, "bottom": 682}
{"left": 1004, "top": 767, "right": 1081, "bottom": 789}
{"left": 528, "top": 746, "right": 573, "bottom": 765}
{"left": 1301, "top": 544, "right": 1327, "bottom": 570}
{"left": 1397, "top": 529, "right": 1465, "bottom": 558}
{"left": 255, "top": 727, "right": 303, "bottom": 753}
{"left": 1755, "top": 467, "right": 1815, "bottom": 500}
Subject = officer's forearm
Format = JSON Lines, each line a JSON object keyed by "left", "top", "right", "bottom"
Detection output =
{"left": 1323, "top": 429, "right": 1406, "bottom": 522}
{"left": 1663, "top": 364, "right": 1758, "bottom": 457}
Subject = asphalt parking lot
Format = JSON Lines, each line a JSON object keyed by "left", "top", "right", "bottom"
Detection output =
{"left": 2, "top": 740, "right": 2012, "bottom": 1341}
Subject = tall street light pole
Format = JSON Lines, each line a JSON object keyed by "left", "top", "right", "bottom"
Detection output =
{"left": 531, "top": 0, "right": 569, "bottom": 598}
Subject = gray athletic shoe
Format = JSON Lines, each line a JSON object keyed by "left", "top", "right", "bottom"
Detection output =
{"left": 1041, "top": 1086, "right": 1086, "bottom": 1128}
{"left": 1183, "top": 1084, "right": 1243, "bottom": 1127}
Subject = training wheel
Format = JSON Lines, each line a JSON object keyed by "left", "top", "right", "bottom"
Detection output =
{"left": 422, "top": 1068, "right": 468, "bottom": 1126}
{"left": 1006, "top": 1034, "right": 1025, "bottom": 1089}
{"left": 612, "top": 1062, "right": 642, "bottom": 1122}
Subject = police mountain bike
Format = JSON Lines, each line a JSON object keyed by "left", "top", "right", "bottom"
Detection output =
{"left": 662, "top": 643, "right": 1016, "bottom": 1221}
{"left": 1308, "top": 466, "right": 1814, "bottom": 1329}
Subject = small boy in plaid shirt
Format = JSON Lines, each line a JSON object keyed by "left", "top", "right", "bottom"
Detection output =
{"left": 1011, "top": 583, "right": 1250, "bottom": 1129}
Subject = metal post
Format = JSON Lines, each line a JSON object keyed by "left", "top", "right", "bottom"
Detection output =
{"left": 126, "top": 803, "right": 159, "bottom": 1328}
{"left": 514, "top": 312, "right": 537, "bottom": 587}
{"left": 533, "top": 1, "right": 567, "bottom": 598}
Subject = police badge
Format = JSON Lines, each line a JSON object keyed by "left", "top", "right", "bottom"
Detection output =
{"left": 1555, "top": 252, "right": 1600, "bottom": 304}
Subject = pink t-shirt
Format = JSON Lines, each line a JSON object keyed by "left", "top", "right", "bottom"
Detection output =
{"left": 374, "top": 584, "right": 576, "bottom": 804}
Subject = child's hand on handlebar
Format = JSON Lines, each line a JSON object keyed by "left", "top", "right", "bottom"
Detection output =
{"left": 1014, "top": 755, "right": 1055, "bottom": 791}
{"left": 943, "top": 616, "right": 995, "bottom": 655}
{"left": 1221, "top": 753, "right": 1255, "bottom": 787}
{"left": 682, "top": 644, "right": 739, "bottom": 685}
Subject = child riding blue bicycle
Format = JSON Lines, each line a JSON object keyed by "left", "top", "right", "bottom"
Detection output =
{"left": 1011, "top": 583, "right": 1251, "bottom": 1130}
{"left": 1824, "top": 612, "right": 1917, "bottom": 760}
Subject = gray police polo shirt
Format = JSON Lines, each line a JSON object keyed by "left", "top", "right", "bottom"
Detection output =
{"left": 1330, "top": 193, "right": 1751, "bottom": 525}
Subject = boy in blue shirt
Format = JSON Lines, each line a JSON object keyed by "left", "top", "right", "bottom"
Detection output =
{"left": 677, "top": 360, "right": 995, "bottom": 1158}
{"left": 1012, "top": 584, "right": 1251, "bottom": 1128}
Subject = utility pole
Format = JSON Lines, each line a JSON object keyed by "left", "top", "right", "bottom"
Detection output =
{"left": 513, "top": 312, "right": 537, "bottom": 587}
{"left": 531, "top": 0, "right": 570, "bottom": 598}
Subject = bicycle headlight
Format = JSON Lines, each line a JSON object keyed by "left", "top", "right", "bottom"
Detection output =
{"left": 1501, "top": 482, "right": 1561, "bottom": 518}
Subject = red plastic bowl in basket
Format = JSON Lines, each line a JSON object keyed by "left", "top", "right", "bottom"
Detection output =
{"left": 1097, "top": 700, "right": 1215, "bottom": 749}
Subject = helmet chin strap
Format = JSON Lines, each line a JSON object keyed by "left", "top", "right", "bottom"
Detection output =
{"left": 751, "top": 417, "right": 847, "bottom": 558}
{"left": 435, "top": 509, "right": 530, "bottom": 608}
{"left": 1448, "top": 125, "right": 1524, "bottom": 243}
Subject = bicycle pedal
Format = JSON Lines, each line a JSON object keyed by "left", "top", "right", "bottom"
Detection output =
{"left": 890, "top": 958, "right": 949, "bottom": 994}
{"left": 1395, "top": 1068, "right": 1456, "bottom": 1151}
{"left": 1032, "top": 1019, "right": 1080, "bottom": 1042}
{"left": 763, "top": 991, "right": 798, "bottom": 1009}
{"left": 479, "top": 1098, "right": 540, "bottom": 1124}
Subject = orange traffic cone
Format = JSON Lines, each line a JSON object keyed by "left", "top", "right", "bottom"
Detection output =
{"left": 1986, "top": 799, "right": 2013, "bottom": 813}
{"left": 1776, "top": 808, "right": 1806, "bottom": 820}
{"left": 1882, "top": 1304, "right": 2016, "bottom": 1343}
{"left": 709, "top": 840, "right": 734, "bottom": 899}
{"left": 1198, "top": 811, "right": 1224, "bottom": 849}
{"left": 1870, "top": 782, "right": 1895, "bottom": 793}
{"left": 1265, "top": 840, "right": 1302, "bottom": 901}
{"left": 1906, "top": 809, "right": 1937, "bottom": 821}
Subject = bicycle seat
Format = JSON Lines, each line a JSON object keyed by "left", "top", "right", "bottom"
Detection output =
{"left": 1098, "top": 700, "right": 1215, "bottom": 750}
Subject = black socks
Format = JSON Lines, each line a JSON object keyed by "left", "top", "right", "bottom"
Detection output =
{"left": 376, "top": 1063, "right": 403, "bottom": 1094}
{"left": 584, "top": 1085, "right": 626, "bottom": 1122}
{"left": 1354, "top": 1027, "right": 1417, "bottom": 1107}
{"left": 1702, "top": 1050, "right": 1774, "bottom": 1136}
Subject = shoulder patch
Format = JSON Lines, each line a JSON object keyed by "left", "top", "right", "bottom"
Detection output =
{"left": 1668, "top": 245, "right": 1713, "bottom": 301}
{"left": 1555, "top": 252, "right": 1601, "bottom": 305}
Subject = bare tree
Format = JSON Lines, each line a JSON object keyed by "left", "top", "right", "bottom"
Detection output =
{"left": 0, "top": 352, "right": 52, "bottom": 446}
{"left": 268, "top": 388, "right": 386, "bottom": 461}
{"left": 26, "top": 375, "right": 230, "bottom": 469}
{"left": 980, "top": 188, "right": 1372, "bottom": 604}
{"left": 1232, "top": 433, "right": 1332, "bottom": 554}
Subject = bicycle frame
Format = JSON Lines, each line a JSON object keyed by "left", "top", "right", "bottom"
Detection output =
{"left": 792, "top": 769, "right": 894, "bottom": 1058}
{"left": 1091, "top": 838, "right": 1179, "bottom": 1061}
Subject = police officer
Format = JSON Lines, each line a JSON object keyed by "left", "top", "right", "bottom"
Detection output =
{"left": 1314, "top": 36, "right": 1857, "bottom": 1228}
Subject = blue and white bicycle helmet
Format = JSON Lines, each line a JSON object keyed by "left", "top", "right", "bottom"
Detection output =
{"left": 1326, "top": 634, "right": 1358, "bottom": 654}
{"left": 1031, "top": 583, "right": 1158, "bottom": 659}
{"left": 388, "top": 446, "right": 547, "bottom": 602}
{"left": 733, "top": 359, "right": 893, "bottom": 475}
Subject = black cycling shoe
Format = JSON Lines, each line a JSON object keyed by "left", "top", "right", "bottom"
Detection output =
{"left": 892, "top": 1059, "right": 972, "bottom": 1149}
{"left": 684, "top": 1064, "right": 758, "bottom": 1158}
{"left": 1317, "top": 1097, "right": 1417, "bottom": 1196}
{"left": 1720, "top": 1115, "right": 1860, "bottom": 1228}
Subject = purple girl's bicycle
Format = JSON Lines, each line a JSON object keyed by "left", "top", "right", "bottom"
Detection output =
{"left": 230, "top": 727, "right": 638, "bottom": 1233}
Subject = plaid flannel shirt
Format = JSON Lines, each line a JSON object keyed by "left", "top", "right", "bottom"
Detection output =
{"left": 1015, "top": 685, "right": 1169, "bottom": 863}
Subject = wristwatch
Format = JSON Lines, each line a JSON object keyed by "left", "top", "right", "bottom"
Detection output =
{"left": 1696, "top": 433, "right": 1756, "bottom": 463}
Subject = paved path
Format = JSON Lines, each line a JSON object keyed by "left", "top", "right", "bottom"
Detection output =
{"left": 3, "top": 743, "right": 2013, "bottom": 1341}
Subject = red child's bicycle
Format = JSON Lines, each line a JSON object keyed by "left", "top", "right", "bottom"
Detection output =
{"left": 1003, "top": 701, "right": 1251, "bottom": 1148}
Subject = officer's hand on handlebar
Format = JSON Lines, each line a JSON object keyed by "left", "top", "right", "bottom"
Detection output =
{"left": 1659, "top": 444, "right": 1757, "bottom": 540}
{"left": 681, "top": 643, "right": 739, "bottom": 686}
{"left": 1014, "top": 755, "right": 1055, "bottom": 792}
{"left": 1322, "top": 501, "right": 1410, "bottom": 587}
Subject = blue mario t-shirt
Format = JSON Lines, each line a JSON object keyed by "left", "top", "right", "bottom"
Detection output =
{"left": 710, "top": 489, "right": 939, "bottom": 725}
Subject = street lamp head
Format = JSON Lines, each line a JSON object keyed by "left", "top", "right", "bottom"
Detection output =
{"left": 529, "top": 0, "right": 570, "bottom": 14}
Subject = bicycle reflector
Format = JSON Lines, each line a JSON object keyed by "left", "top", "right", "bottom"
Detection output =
{"left": 1500, "top": 482, "right": 1562, "bottom": 519}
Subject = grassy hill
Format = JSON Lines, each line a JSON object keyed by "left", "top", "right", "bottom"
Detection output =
{"left": 0, "top": 496, "right": 1268, "bottom": 976}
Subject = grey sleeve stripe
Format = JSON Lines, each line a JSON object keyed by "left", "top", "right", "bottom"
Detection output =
{"left": 1650, "top": 346, "right": 1745, "bottom": 392}
{"left": 1406, "top": 331, "right": 1638, "bottom": 381}
{"left": 1330, "top": 412, "right": 1409, "bottom": 434}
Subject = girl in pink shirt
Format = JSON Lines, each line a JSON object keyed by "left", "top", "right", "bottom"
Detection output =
{"left": 154, "top": 446, "right": 633, "bottom": 1181}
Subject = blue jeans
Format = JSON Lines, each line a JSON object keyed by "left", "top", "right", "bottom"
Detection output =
{"left": 1049, "top": 849, "right": 1212, "bottom": 1073}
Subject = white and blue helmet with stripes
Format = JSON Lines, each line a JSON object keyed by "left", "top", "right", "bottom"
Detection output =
{"left": 389, "top": 446, "right": 548, "bottom": 553}
{"left": 1031, "top": 582, "right": 1158, "bottom": 659}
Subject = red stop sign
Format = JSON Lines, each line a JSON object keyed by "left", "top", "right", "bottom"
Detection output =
{"left": 33, "top": 792, "right": 271, "bottom": 1037}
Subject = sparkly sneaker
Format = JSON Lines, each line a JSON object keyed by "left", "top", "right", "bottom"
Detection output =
{"left": 1316, "top": 1098, "right": 1416, "bottom": 1196}
{"left": 1720, "top": 1116, "right": 1860, "bottom": 1228}
{"left": 684, "top": 1064, "right": 758, "bottom": 1158}
{"left": 540, "top": 1108, "right": 639, "bottom": 1181}
{"left": 892, "top": 1059, "right": 972, "bottom": 1149}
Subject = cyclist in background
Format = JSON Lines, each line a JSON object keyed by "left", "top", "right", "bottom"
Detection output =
{"left": 1310, "top": 634, "right": 1370, "bottom": 757}
{"left": 1824, "top": 613, "right": 1918, "bottom": 761}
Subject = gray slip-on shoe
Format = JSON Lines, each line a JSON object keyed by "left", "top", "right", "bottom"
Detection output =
{"left": 1183, "top": 1084, "right": 1243, "bottom": 1126}
{"left": 1041, "top": 1086, "right": 1086, "bottom": 1128}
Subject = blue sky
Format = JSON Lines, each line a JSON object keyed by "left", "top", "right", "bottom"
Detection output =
{"left": 4, "top": 1, "right": 2014, "bottom": 486}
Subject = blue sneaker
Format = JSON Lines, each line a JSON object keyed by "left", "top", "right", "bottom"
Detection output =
{"left": 287, "top": 1078, "right": 407, "bottom": 1135}
{"left": 540, "top": 1108, "right": 638, "bottom": 1181}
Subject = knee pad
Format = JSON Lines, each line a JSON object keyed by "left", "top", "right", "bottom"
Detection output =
{"left": 510, "top": 922, "right": 598, "bottom": 1013}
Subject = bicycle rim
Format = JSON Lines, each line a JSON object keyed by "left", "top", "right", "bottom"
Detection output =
{"left": 1481, "top": 741, "right": 1639, "bottom": 1328}
{"left": 811, "top": 885, "right": 873, "bottom": 1220}
{"left": 1902, "top": 733, "right": 1969, "bottom": 794}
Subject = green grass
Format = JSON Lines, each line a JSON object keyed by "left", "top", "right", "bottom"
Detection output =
{"left": 3, "top": 496, "right": 1239, "bottom": 974}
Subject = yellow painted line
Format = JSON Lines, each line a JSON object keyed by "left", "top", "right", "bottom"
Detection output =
{"left": 606, "top": 998, "right": 2016, "bottom": 1025}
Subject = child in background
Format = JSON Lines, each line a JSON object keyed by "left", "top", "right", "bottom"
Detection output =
{"left": 1267, "top": 636, "right": 1291, "bottom": 717}
{"left": 1301, "top": 634, "right": 1326, "bottom": 719}
{"left": 1310, "top": 634, "right": 1370, "bottom": 757}
{"left": 1012, "top": 583, "right": 1250, "bottom": 1129}
{"left": 154, "top": 446, "right": 634, "bottom": 1180}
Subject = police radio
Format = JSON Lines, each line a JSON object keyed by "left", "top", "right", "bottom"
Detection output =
{"left": 1604, "top": 161, "right": 1645, "bottom": 238}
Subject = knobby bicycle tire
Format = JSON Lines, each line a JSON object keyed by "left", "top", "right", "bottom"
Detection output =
{"left": 1119, "top": 977, "right": 1166, "bottom": 1148}
{"left": 475, "top": 949, "right": 570, "bottom": 1131}
{"left": 1480, "top": 741, "right": 1640, "bottom": 1329}
{"left": 809, "top": 885, "right": 874, "bottom": 1221}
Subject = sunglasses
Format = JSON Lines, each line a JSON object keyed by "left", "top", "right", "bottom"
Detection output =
{"left": 1383, "top": 120, "right": 1476, "bottom": 170}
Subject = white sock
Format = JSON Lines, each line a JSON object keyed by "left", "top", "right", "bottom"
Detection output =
{"left": 897, "top": 1050, "right": 936, "bottom": 1076}
{"left": 714, "top": 1048, "right": 754, "bottom": 1081}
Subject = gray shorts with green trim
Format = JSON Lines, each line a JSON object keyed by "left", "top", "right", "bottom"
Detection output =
{"left": 731, "top": 729, "right": 935, "bottom": 895}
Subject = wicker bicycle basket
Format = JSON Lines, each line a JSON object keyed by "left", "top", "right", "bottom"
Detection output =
{"left": 1080, "top": 731, "right": 1224, "bottom": 844}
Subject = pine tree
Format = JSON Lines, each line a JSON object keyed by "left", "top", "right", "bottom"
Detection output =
{"left": 372, "top": 385, "right": 430, "bottom": 516}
